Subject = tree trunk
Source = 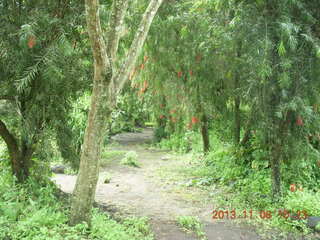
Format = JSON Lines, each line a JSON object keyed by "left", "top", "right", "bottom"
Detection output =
{"left": 234, "top": 41, "right": 242, "bottom": 145}
{"left": 111, "top": 0, "right": 164, "bottom": 95}
{"left": 240, "top": 105, "right": 256, "bottom": 147}
{"left": 270, "top": 142, "right": 281, "bottom": 199}
{"left": 0, "top": 119, "right": 21, "bottom": 179}
{"left": 195, "top": 84, "right": 210, "bottom": 154}
{"left": 234, "top": 95, "right": 241, "bottom": 145}
{"left": 201, "top": 113, "right": 210, "bottom": 153}
{"left": 69, "top": 0, "right": 111, "bottom": 226}
{"left": 0, "top": 119, "right": 33, "bottom": 182}
{"left": 69, "top": 0, "right": 163, "bottom": 226}
{"left": 69, "top": 78, "right": 111, "bottom": 225}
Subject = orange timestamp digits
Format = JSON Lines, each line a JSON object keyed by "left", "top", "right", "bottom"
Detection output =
{"left": 212, "top": 209, "right": 308, "bottom": 220}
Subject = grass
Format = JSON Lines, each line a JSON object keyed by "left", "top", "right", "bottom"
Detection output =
{"left": 145, "top": 122, "right": 156, "bottom": 127}
{"left": 152, "top": 153, "right": 214, "bottom": 203}
{"left": 176, "top": 216, "right": 206, "bottom": 240}
{"left": 0, "top": 161, "right": 154, "bottom": 240}
{"left": 155, "top": 131, "right": 320, "bottom": 238}
{"left": 100, "top": 149, "right": 127, "bottom": 167}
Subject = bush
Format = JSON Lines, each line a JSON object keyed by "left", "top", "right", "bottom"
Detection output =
{"left": 109, "top": 91, "right": 151, "bottom": 135}
{"left": 158, "top": 131, "right": 202, "bottom": 153}
{"left": 121, "top": 151, "right": 140, "bottom": 168}
{"left": 284, "top": 190, "right": 320, "bottom": 217}
{"left": 0, "top": 162, "right": 154, "bottom": 240}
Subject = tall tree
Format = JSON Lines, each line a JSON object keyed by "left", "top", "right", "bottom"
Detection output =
{"left": 69, "top": 0, "right": 164, "bottom": 226}
{"left": 0, "top": 0, "right": 86, "bottom": 182}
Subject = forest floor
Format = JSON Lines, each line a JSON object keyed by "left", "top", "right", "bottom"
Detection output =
{"left": 52, "top": 129, "right": 316, "bottom": 240}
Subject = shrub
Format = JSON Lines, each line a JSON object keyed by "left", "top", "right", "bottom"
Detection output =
{"left": 121, "top": 151, "right": 140, "bottom": 167}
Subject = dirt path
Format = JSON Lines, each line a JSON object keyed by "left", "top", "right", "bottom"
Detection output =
{"left": 53, "top": 129, "right": 261, "bottom": 240}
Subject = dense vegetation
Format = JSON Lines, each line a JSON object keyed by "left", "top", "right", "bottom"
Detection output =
{"left": 0, "top": 0, "right": 319, "bottom": 239}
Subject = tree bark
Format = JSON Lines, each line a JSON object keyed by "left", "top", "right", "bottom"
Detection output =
{"left": 239, "top": 106, "right": 256, "bottom": 147}
{"left": 270, "top": 141, "right": 281, "bottom": 199}
{"left": 0, "top": 120, "right": 20, "bottom": 176}
{"left": 0, "top": 119, "right": 34, "bottom": 182}
{"left": 69, "top": 0, "right": 111, "bottom": 226}
{"left": 106, "top": 0, "right": 128, "bottom": 62}
{"left": 69, "top": 0, "right": 163, "bottom": 226}
{"left": 195, "top": 84, "right": 210, "bottom": 154}
{"left": 234, "top": 94, "right": 241, "bottom": 145}
{"left": 111, "top": 0, "right": 164, "bottom": 97}
{"left": 201, "top": 113, "right": 210, "bottom": 153}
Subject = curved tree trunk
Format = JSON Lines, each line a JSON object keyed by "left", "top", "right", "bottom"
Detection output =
{"left": 0, "top": 119, "right": 34, "bottom": 182}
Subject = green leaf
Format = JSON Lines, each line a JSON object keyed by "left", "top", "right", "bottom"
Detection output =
{"left": 278, "top": 41, "right": 286, "bottom": 56}
{"left": 316, "top": 47, "right": 320, "bottom": 59}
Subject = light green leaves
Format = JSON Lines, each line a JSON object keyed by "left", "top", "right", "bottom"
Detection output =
{"left": 278, "top": 41, "right": 286, "bottom": 56}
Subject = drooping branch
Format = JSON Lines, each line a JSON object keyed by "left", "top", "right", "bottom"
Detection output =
{"left": 112, "top": 0, "right": 164, "bottom": 95}
{"left": 106, "top": 0, "right": 129, "bottom": 62}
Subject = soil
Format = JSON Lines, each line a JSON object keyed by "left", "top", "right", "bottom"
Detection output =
{"left": 52, "top": 129, "right": 319, "bottom": 240}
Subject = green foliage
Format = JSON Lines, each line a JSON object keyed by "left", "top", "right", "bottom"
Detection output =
{"left": 90, "top": 213, "right": 153, "bottom": 240}
{"left": 100, "top": 149, "right": 126, "bottom": 168}
{"left": 0, "top": 0, "right": 90, "bottom": 179}
{"left": 284, "top": 190, "right": 320, "bottom": 217}
{"left": 155, "top": 128, "right": 318, "bottom": 234}
{"left": 0, "top": 162, "right": 154, "bottom": 240}
{"left": 121, "top": 151, "right": 140, "bottom": 168}
{"left": 122, "top": 217, "right": 153, "bottom": 238}
{"left": 109, "top": 90, "right": 151, "bottom": 135}
{"left": 153, "top": 125, "right": 168, "bottom": 143}
{"left": 57, "top": 93, "right": 91, "bottom": 170}
{"left": 158, "top": 130, "right": 202, "bottom": 153}
{"left": 176, "top": 216, "right": 206, "bottom": 239}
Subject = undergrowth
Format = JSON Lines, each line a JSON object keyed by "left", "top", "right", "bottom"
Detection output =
{"left": 121, "top": 151, "right": 140, "bottom": 168}
{"left": 176, "top": 216, "right": 206, "bottom": 240}
{"left": 157, "top": 130, "right": 320, "bottom": 236}
{"left": 0, "top": 160, "right": 153, "bottom": 240}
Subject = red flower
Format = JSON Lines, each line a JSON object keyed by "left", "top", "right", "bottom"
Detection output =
{"left": 296, "top": 116, "right": 304, "bottom": 126}
{"left": 177, "top": 71, "right": 183, "bottom": 78}
{"left": 28, "top": 36, "right": 36, "bottom": 48}
{"left": 290, "top": 184, "right": 296, "bottom": 192}
{"left": 191, "top": 116, "right": 199, "bottom": 124}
